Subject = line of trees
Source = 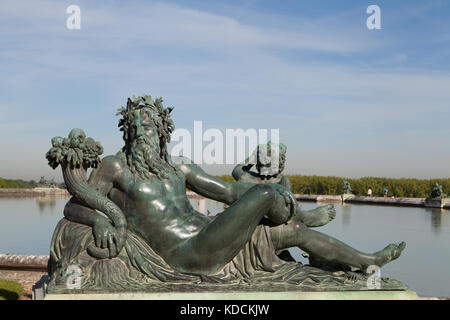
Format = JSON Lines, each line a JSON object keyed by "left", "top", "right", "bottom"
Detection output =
{"left": 0, "top": 176, "right": 65, "bottom": 189}
{"left": 216, "top": 175, "right": 450, "bottom": 198}
{"left": 0, "top": 177, "right": 37, "bottom": 188}
{"left": 2, "top": 174, "right": 449, "bottom": 198}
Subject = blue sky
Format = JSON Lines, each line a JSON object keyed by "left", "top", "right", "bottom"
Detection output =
{"left": 1, "top": 0, "right": 450, "bottom": 181}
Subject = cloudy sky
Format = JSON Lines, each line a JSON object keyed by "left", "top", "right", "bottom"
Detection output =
{"left": 1, "top": 0, "right": 450, "bottom": 181}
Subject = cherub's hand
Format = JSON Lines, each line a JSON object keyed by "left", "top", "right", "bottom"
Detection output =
{"left": 242, "top": 150, "right": 257, "bottom": 166}
{"left": 92, "top": 218, "right": 121, "bottom": 258}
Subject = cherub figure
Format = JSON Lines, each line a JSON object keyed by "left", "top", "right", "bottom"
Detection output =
{"left": 232, "top": 141, "right": 336, "bottom": 228}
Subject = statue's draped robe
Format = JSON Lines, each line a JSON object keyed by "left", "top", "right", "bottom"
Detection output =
{"left": 48, "top": 218, "right": 406, "bottom": 292}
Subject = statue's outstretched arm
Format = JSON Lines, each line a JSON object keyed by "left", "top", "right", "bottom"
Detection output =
{"left": 178, "top": 159, "right": 297, "bottom": 217}
{"left": 177, "top": 159, "right": 254, "bottom": 204}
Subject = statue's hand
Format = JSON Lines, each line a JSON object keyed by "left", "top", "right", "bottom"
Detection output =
{"left": 92, "top": 218, "right": 121, "bottom": 258}
{"left": 270, "top": 184, "right": 298, "bottom": 221}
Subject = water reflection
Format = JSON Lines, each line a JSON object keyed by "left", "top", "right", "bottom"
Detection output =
{"left": 429, "top": 209, "right": 442, "bottom": 232}
{"left": 2, "top": 196, "right": 450, "bottom": 297}
{"left": 36, "top": 197, "right": 57, "bottom": 214}
{"left": 426, "top": 207, "right": 450, "bottom": 233}
{"left": 341, "top": 204, "right": 351, "bottom": 228}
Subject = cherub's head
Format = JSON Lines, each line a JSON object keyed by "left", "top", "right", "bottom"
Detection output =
{"left": 256, "top": 142, "right": 287, "bottom": 176}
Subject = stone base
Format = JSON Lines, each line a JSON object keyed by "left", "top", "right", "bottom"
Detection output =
{"left": 425, "top": 198, "right": 450, "bottom": 208}
{"left": 341, "top": 194, "right": 355, "bottom": 202}
{"left": 316, "top": 195, "right": 342, "bottom": 203}
{"left": 44, "top": 290, "right": 419, "bottom": 300}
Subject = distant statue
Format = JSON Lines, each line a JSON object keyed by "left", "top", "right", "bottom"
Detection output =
{"left": 343, "top": 180, "right": 352, "bottom": 195}
{"left": 45, "top": 94, "right": 406, "bottom": 292}
{"left": 232, "top": 141, "right": 336, "bottom": 228}
{"left": 430, "top": 183, "right": 447, "bottom": 199}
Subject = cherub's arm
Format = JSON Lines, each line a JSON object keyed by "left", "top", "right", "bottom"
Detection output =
{"left": 232, "top": 162, "right": 254, "bottom": 181}
{"left": 231, "top": 152, "right": 258, "bottom": 181}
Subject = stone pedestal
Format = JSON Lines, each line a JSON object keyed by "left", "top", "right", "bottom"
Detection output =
{"left": 424, "top": 198, "right": 450, "bottom": 208}
{"left": 44, "top": 289, "right": 419, "bottom": 300}
{"left": 341, "top": 194, "right": 355, "bottom": 202}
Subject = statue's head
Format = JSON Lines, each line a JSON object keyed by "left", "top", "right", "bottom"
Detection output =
{"left": 117, "top": 95, "right": 177, "bottom": 179}
{"left": 255, "top": 142, "right": 287, "bottom": 176}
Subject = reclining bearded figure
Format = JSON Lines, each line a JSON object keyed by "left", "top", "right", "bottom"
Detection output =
{"left": 46, "top": 95, "right": 407, "bottom": 293}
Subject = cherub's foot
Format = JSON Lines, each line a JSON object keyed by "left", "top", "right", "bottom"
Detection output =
{"left": 301, "top": 204, "right": 336, "bottom": 227}
{"left": 373, "top": 242, "right": 406, "bottom": 268}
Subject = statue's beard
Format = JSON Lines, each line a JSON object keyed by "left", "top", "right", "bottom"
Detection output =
{"left": 128, "top": 135, "right": 171, "bottom": 180}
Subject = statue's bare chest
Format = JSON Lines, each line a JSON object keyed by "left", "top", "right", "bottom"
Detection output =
{"left": 130, "top": 177, "right": 184, "bottom": 201}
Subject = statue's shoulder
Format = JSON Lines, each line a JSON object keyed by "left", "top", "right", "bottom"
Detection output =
{"left": 170, "top": 156, "right": 202, "bottom": 177}
{"left": 100, "top": 152, "right": 126, "bottom": 171}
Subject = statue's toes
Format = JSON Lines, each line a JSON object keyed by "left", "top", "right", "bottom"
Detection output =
{"left": 395, "top": 242, "right": 406, "bottom": 257}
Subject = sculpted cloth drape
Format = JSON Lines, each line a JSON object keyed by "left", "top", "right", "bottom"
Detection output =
{"left": 47, "top": 218, "right": 406, "bottom": 293}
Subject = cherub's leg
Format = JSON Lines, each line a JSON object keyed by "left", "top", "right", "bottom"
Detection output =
{"left": 297, "top": 204, "right": 336, "bottom": 228}
{"left": 270, "top": 216, "right": 405, "bottom": 271}
{"left": 170, "top": 184, "right": 279, "bottom": 274}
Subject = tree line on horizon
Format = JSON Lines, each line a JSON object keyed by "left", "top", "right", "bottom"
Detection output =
{"left": 0, "top": 176, "right": 65, "bottom": 189}
{"left": 216, "top": 175, "right": 450, "bottom": 198}
{"left": 1, "top": 174, "right": 449, "bottom": 198}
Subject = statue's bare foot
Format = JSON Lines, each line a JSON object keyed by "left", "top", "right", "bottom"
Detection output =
{"left": 301, "top": 204, "right": 336, "bottom": 227}
{"left": 373, "top": 242, "right": 406, "bottom": 268}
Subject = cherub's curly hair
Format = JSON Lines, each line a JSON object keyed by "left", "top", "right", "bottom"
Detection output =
{"left": 116, "top": 95, "right": 175, "bottom": 162}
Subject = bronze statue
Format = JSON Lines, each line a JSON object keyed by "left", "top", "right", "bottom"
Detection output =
{"left": 343, "top": 180, "right": 352, "bottom": 195}
{"left": 430, "top": 183, "right": 447, "bottom": 199}
{"left": 46, "top": 95, "right": 406, "bottom": 292}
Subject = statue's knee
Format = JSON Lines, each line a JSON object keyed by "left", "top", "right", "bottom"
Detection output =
{"left": 249, "top": 184, "right": 276, "bottom": 202}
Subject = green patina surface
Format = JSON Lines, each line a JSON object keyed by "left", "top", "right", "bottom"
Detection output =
{"left": 44, "top": 94, "right": 408, "bottom": 294}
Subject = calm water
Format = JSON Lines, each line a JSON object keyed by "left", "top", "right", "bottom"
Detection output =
{"left": 1, "top": 196, "right": 449, "bottom": 297}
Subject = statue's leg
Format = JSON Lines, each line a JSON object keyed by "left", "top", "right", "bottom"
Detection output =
{"left": 170, "top": 185, "right": 277, "bottom": 274}
{"left": 270, "top": 216, "right": 405, "bottom": 271}
{"left": 296, "top": 204, "right": 336, "bottom": 228}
